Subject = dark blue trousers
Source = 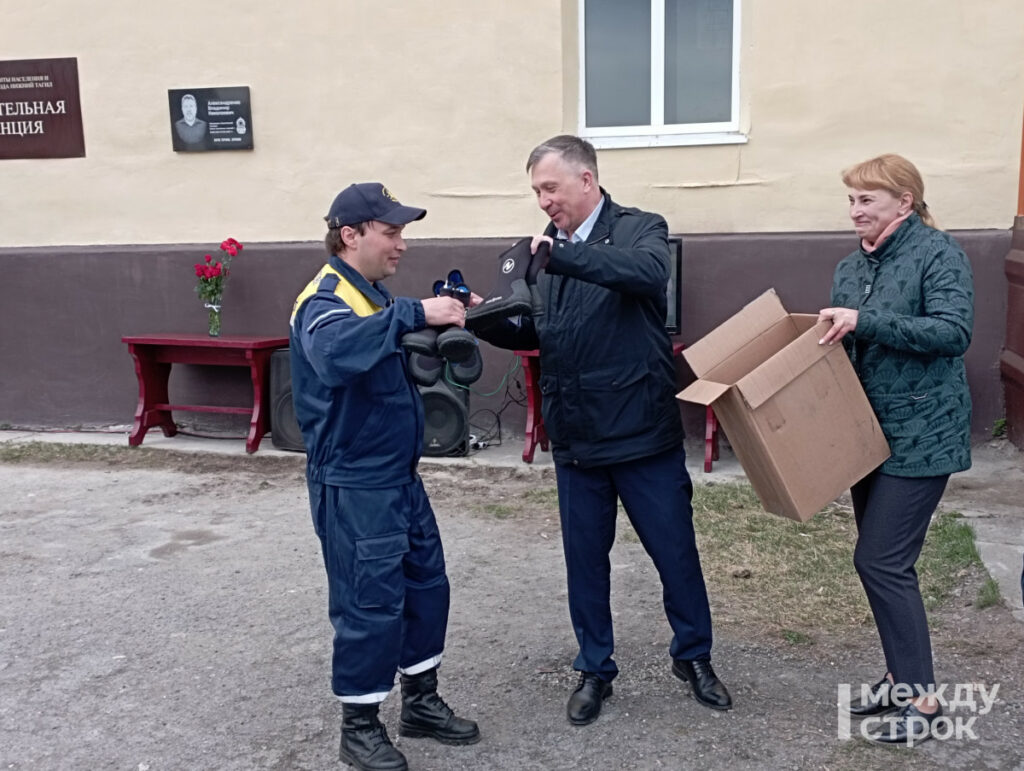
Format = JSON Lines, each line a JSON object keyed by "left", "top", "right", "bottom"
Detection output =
{"left": 308, "top": 477, "right": 450, "bottom": 702}
{"left": 851, "top": 470, "right": 948, "bottom": 694}
{"left": 555, "top": 445, "right": 713, "bottom": 680}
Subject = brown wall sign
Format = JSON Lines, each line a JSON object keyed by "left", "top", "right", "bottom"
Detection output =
{"left": 0, "top": 57, "right": 85, "bottom": 160}
{"left": 168, "top": 86, "right": 253, "bottom": 152}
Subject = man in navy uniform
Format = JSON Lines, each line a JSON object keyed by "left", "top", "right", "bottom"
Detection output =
{"left": 290, "top": 183, "right": 479, "bottom": 770}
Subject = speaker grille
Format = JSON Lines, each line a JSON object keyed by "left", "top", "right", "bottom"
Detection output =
{"left": 420, "top": 380, "right": 469, "bottom": 457}
{"left": 271, "top": 348, "right": 469, "bottom": 457}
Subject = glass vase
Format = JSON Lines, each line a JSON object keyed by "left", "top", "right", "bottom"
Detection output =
{"left": 204, "top": 301, "right": 222, "bottom": 337}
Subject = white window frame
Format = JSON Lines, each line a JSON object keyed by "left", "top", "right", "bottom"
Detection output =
{"left": 578, "top": 0, "right": 746, "bottom": 149}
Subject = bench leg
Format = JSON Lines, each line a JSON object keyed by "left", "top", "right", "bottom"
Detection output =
{"left": 704, "top": 406, "right": 718, "bottom": 473}
{"left": 128, "top": 351, "right": 176, "bottom": 446}
{"left": 519, "top": 354, "right": 543, "bottom": 463}
{"left": 245, "top": 350, "right": 274, "bottom": 454}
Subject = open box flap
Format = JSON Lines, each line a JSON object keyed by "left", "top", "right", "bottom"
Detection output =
{"left": 735, "top": 317, "right": 835, "bottom": 409}
{"left": 676, "top": 379, "right": 731, "bottom": 406}
{"left": 682, "top": 289, "right": 789, "bottom": 377}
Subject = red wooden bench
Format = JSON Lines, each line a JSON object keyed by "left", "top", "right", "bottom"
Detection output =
{"left": 122, "top": 334, "right": 289, "bottom": 454}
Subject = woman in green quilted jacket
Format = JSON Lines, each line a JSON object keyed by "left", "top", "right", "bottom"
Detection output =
{"left": 818, "top": 154, "right": 974, "bottom": 746}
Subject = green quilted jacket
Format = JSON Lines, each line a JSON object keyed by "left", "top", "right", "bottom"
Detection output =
{"left": 830, "top": 213, "right": 973, "bottom": 477}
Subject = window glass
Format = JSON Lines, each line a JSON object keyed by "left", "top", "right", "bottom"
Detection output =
{"left": 585, "top": 0, "right": 651, "bottom": 128}
{"left": 664, "top": 0, "right": 733, "bottom": 124}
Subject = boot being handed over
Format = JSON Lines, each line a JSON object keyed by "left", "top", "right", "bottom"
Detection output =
{"left": 398, "top": 667, "right": 481, "bottom": 745}
{"left": 465, "top": 237, "right": 549, "bottom": 331}
{"left": 339, "top": 703, "right": 408, "bottom": 771}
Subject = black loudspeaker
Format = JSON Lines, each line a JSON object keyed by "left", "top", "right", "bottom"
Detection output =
{"left": 270, "top": 348, "right": 306, "bottom": 452}
{"left": 420, "top": 378, "right": 469, "bottom": 457}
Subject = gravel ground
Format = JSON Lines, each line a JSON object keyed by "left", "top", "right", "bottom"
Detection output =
{"left": 0, "top": 443, "right": 1022, "bottom": 771}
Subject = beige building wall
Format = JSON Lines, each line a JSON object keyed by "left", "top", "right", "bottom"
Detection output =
{"left": 1, "top": 0, "right": 1022, "bottom": 247}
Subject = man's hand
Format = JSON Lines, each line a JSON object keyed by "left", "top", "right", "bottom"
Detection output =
{"left": 817, "top": 307, "right": 858, "bottom": 345}
{"left": 531, "top": 235, "right": 554, "bottom": 255}
{"left": 422, "top": 296, "right": 467, "bottom": 327}
{"left": 530, "top": 235, "right": 553, "bottom": 273}
{"left": 468, "top": 292, "right": 485, "bottom": 308}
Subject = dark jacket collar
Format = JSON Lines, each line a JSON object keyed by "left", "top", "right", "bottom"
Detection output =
{"left": 327, "top": 253, "right": 393, "bottom": 306}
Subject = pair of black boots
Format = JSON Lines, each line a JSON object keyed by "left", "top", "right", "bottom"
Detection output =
{"left": 401, "top": 326, "right": 481, "bottom": 388}
{"left": 339, "top": 668, "right": 479, "bottom": 771}
{"left": 402, "top": 269, "right": 481, "bottom": 388}
{"left": 401, "top": 239, "right": 551, "bottom": 388}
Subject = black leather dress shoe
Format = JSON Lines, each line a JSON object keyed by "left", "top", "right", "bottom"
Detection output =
{"left": 847, "top": 677, "right": 896, "bottom": 717}
{"left": 672, "top": 658, "right": 732, "bottom": 711}
{"left": 868, "top": 703, "right": 943, "bottom": 745}
{"left": 567, "top": 672, "right": 613, "bottom": 726}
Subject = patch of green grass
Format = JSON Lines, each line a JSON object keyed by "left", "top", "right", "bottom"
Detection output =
{"left": 692, "top": 484, "right": 868, "bottom": 635}
{"left": 0, "top": 440, "right": 304, "bottom": 476}
{"left": 0, "top": 441, "right": 135, "bottom": 464}
{"left": 692, "top": 481, "right": 763, "bottom": 514}
{"left": 521, "top": 487, "right": 559, "bottom": 506}
{"left": 918, "top": 511, "right": 982, "bottom": 610}
{"left": 482, "top": 503, "right": 515, "bottom": 519}
{"left": 780, "top": 628, "right": 813, "bottom": 645}
{"left": 975, "top": 577, "right": 1002, "bottom": 609}
{"left": 992, "top": 418, "right": 1007, "bottom": 438}
{"left": 690, "top": 483, "right": 992, "bottom": 638}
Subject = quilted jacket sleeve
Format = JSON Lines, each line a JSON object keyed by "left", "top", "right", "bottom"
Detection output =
{"left": 856, "top": 240, "right": 974, "bottom": 357}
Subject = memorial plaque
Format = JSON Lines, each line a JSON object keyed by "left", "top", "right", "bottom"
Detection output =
{"left": 0, "top": 57, "right": 85, "bottom": 160}
{"left": 168, "top": 86, "right": 253, "bottom": 152}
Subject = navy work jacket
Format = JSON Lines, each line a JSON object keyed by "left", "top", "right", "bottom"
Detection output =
{"left": 289, "top": 256, "right": 426, "bottom": 487}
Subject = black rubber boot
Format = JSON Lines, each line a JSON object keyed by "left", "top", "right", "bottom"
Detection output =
{"left": 466, "top": 237, "right": 548, "bottom": 331}
{"left": 339, "top": 703, "right": 408, "bottom": 771}
{"left": 446, "top": 347, "right": 483, "bottom": 386}
{"left": 436, "top": 327, "right": 478, "bottom": 363}
{"left": 406, "top": 351, "right": 444, "bottom": 387}
{"left": 399, "top": 668, "right": 481, "bottom": 745}
{"left": 400, "top": 328, "right": 439, "bottom": 357}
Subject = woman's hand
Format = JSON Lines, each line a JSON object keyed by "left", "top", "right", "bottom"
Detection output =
{"left": 817, "top": 307, "right": 858, "bottom": 345}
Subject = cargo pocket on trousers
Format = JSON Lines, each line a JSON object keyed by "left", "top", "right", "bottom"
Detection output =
{"left": 354, "top": 532, "right": 409, "bottom": 609}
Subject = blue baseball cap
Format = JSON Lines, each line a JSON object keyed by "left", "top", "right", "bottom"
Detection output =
{"left": 325, "top": 183, "right": 427, "bottom": 229}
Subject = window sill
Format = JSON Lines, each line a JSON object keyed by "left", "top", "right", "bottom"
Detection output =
{"left": 584, "top": 132, "right": 748, "bottom": 150}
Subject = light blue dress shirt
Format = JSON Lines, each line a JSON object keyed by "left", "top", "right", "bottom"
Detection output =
{"left": 556, "top": 196, "right": 605, "bottom": 243}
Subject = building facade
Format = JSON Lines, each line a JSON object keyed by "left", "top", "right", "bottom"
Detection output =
{"left": 1, "top": 0, "right": 1020, "bottom": 440}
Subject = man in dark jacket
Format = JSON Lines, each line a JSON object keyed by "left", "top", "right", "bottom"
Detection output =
{"left": 290, "top": 183, "right": 479, "bottom": 771}
{"left": 476, "top": 135, "right": 731, "bottom": 725}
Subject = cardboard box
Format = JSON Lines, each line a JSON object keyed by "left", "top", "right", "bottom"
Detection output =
{"left": 677, "top": 289, "right": 890, "bottom": 521}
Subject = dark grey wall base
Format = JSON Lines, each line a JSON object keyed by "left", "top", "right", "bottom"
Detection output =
{"left": 0, "top": 229, "right": 1009, "bottom": 445}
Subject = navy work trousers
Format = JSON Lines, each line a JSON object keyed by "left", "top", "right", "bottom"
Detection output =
{"left": 555, "top": 445, "right": 713, "bottom": 680}
{"left": 851, "top": 470, "right": 948, "bottom": 694}
{"left": 308, "top": 477, "right": 450, "bottom": 702}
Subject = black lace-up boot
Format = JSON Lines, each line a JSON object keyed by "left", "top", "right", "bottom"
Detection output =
{"left": 339, "top": 703, "right": 408, "bottom": 771}
{"left": 398, "top": 668, "right": 481, "bottom": 745}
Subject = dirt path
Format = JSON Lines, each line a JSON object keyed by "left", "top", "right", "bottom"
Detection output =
{"left": 0, "top": 450, "right": 1022, "bottom": 770}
